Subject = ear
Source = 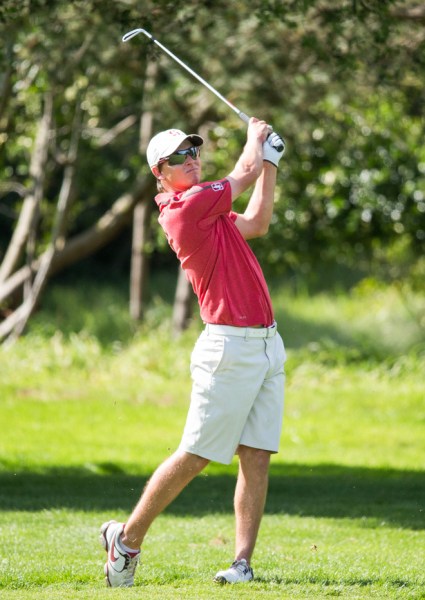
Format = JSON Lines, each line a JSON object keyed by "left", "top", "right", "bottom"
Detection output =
{"left": 152, "top": 166, "right": 164, "bottom": 179}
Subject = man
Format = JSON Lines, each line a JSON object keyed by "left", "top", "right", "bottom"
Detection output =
{"left": 100, "top": 118, "right": 286, "bottom": 587}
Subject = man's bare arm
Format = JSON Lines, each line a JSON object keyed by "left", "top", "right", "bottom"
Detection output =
{"left": 226, "top": 118, "right": 269, "bottom": 201}
{"left": 234, "top": 162, "right": 277, "bottom": 240}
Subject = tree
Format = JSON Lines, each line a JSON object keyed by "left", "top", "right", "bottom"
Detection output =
{"left": 1, "top": 0, "right": 424, "bottom": 342}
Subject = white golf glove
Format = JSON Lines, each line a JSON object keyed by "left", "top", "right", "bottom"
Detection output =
{"left": 263, "top": 132, "right": 285, "bottom": 167}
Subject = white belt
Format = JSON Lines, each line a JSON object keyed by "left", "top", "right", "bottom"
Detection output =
{"left": 205, "top": 322, "right": 277, "bottom": 339}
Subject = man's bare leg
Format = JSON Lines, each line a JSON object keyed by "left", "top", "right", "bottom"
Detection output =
{"left": 121, "top": 450, "right": 209, "bottom": 549}
{"left": 234, "top": 445, "right": 271, "bottom": 564}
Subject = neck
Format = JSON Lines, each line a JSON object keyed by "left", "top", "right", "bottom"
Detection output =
{"left": 163, "top": 182, "right": 190, "bottom": 194}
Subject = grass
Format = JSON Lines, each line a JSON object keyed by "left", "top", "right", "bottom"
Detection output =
{"left": 0, "top": 275, "right": 424, "bottom": 599}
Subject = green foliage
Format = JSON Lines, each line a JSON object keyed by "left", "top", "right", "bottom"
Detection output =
{"left": 252, "top": 90, "right": 425, "bottom": 277}
{"left": 0, "top": 0, "right": 424, "bottom": 277}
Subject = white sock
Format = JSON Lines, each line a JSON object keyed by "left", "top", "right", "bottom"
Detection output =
{"left": 117, "top": 534, "right": 140, "bottom": 555}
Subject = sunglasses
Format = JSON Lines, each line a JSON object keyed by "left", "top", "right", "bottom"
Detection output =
{"left": 161, "top": 146, "right": 200, "bottom": 167}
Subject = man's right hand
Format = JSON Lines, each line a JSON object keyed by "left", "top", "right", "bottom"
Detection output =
{"left": 247, "top": 117, "right": 270, "bottom": 146}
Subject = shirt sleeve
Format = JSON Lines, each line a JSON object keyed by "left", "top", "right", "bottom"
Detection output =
{"left": 158, "top": 179, "right": 233, "bottom": 257}
{"left": 180, "top": 179, "right": 232, "bottom": 226}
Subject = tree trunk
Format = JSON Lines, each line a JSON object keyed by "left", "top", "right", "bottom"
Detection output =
{"left": 129, "top": 60, "right": 157, "bottom": 321}
{"left": 0, "top": 37, "right": 14, "bottom": 125}
{"left": 0, "top": 91, "right": 53, "bottom": 285}
{"left": 129, "top": 199, "right": 153, "bottom": 320}
{"left": 172, "top": 266, "right": 195, "bottom": 337}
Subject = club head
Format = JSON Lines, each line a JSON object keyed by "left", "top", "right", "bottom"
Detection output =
{"left": 122, "top": 28, "right": 152, "bottom": 43}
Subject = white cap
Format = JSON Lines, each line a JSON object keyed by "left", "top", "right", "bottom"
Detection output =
{"left": 146, "top": 129, "right": 203, "bottom": 169}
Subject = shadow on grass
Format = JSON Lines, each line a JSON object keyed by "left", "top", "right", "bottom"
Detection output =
{"left": 1, "top": 463, "right": 423, "bottom": 530}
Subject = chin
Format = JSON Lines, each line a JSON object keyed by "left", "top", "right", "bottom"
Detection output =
{"left": 175, "top": 172, "right": 201, "bottom": 191}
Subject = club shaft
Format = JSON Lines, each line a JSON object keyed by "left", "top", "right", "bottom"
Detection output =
{"left": 122, "top": 29, "right": 250, "bottom": 125}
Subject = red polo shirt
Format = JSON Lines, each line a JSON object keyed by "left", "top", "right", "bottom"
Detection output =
{"left": 155, "top": 178, "right": 274, "bottom": 327}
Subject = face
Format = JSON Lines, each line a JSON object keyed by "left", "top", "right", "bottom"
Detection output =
{"left": 153, "top": 140, "right": 202, "bottom": 192}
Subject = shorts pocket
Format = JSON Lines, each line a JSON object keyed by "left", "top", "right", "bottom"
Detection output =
{"left": 190, "top": 336, "right": 227, "bottom": 378}
{"left": 278, "top": 333, "right": 287, "bottom": 366}
{"left": 268, "top": 332, "right": 286, "bottom": 377}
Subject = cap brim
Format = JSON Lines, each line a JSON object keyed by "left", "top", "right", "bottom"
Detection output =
{"left": 164, "top": 134, "right": 203, "bottom": 158}
{"left": 187, "top": 134, "right": 203, "bottom": 147}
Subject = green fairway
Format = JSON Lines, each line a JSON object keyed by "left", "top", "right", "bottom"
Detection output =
{"left": 0, "top": 281, "right": 424, "bottom": 599}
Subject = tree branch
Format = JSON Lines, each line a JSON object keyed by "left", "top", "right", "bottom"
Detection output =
{"left": 0, "top": 176, "right": 155, "bottom": 310}
{"left": 81, "top": 114, "right": 138, "bottom": 148}
{"left": 390, "top": 5, "right": 425, "bottom": 23}
{"left": 0, "top": 182, "right": 28, "bottom": 198}
{"left": 96, "top": 114, "right": 138, "bottom": 148}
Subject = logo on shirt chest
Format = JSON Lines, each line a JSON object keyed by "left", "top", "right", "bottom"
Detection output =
{"left": 211, "top": 182, "right": 224, "bottom": 192}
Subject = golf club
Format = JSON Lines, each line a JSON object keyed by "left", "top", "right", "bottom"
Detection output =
{"left": 122, "top": 28, "right": 285, "bottom": 153}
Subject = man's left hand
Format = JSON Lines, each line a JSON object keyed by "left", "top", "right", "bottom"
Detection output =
{"left": 263, "top": 132, "right": 286, "bottom": 167}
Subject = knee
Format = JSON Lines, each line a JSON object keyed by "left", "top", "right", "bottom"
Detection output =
{"left": 179, "top": 450, "right": 210, "bottom": 473}
{"left": 238, "top": 445, "right": 271, "bottom": 471}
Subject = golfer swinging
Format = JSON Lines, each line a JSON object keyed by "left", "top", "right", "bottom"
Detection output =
{"left": 100, "top": 118, "right": 286, "bottom": 586}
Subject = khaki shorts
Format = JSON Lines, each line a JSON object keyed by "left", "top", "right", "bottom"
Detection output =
{"left": 179, "top": 323, "right": 286, "bottom": 464}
